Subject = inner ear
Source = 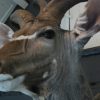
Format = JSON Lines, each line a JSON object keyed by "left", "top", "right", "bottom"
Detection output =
{"left": 0, "top": 23, "right": 14, "bottom": 48}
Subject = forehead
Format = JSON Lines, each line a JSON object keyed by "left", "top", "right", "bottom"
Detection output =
{"left": 27, "top": 21, "right": 57, "bottom": 35}
{"left": 13, "top": 17, "right": 59, "bottom": 37}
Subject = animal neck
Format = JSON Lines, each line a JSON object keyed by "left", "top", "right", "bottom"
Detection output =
{"left": 45, "top": 32, "right": 94, "bottom": 100}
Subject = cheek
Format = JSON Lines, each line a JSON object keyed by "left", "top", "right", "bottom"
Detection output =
{"left": 32, "top": 40, "right": 54, "bottom": 57}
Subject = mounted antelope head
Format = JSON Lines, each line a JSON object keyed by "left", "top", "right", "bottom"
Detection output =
{"left": 0, "top": 0, "right": 100, "bottom": 99}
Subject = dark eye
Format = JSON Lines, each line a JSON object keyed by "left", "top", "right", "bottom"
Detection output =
{"left": 38, "top": 30, "right": 55, "bottom": 39}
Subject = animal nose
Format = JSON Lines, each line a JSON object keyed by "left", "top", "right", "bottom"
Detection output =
{"left": 10, "top": 32, "right": 38, "bottom": 41}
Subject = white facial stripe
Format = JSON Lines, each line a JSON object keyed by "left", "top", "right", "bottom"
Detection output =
{"left": 10, "top": 32, "right": 37, "bottom": 41}
{"left": 10, "top": 26, "right": 53, "bottom": 41}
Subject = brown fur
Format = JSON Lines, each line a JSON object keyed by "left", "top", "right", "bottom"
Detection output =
{"left": 0, "top": 0, "right": 100, "bottom": 99}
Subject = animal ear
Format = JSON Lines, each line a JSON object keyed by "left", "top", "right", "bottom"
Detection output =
{"left": 0, "top": 23, "right": 14, "bottom": 48}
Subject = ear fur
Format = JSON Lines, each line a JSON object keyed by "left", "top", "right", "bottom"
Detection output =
{"left": 0, "top": 23, "right": 14, "bottom": 48}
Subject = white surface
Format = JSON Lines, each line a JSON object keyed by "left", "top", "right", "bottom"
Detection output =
{"left": 0, "top": 74, "right": 25, "bottom": 91}
{"left": 0, "top": 74, "right": 38, "bottom": 99}
{"left": 84, "top": 31, "right": 100, "bottom": 49}
{"left": 61, "top": 2, "right": 87, "bottom": 30}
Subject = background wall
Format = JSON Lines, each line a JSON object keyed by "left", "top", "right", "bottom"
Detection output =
{"left": 0, "top": 0, "right": 16, "bottom": 22}
{"left": 0, "top": 0, "right": 28, "bottom": 23}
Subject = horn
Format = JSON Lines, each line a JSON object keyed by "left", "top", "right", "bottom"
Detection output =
{"left": 10, "top": 10, "right": 34, "bottom": 28}
{"left": 37, "top": 0, "right": 88, "bottom": 25}
{"left": 38, "top": 0, "right": 47, "bottom": 12}
{"left": 10, "top": 0, "right": 47, "bottom": 27}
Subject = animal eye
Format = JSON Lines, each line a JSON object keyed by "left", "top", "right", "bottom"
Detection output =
{"left": 38, "top": 30, "right": 55, "bottom": 39}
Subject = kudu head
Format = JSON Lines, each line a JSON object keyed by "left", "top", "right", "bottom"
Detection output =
{"left": 0, "top": 0, "right": 100, "bottom": 98}
{"left": 0, "top": 0, "right": 86, "bottom": 79}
